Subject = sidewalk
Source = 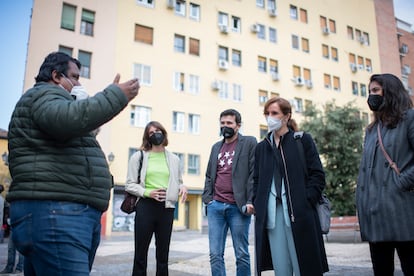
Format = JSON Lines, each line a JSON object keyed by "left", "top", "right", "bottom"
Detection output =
{"left": 0, "top": 230, "right": 404, "bottom": 275}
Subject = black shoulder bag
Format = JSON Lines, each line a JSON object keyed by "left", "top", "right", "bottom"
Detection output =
{"left": 120, "top": 150, "right": 143, "bottom": 214}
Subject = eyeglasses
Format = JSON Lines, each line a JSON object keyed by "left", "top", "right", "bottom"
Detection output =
{"left": 61, "top": 73, "right": 74, "bottom": 89}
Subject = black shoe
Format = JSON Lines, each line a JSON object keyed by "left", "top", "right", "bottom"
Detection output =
{"left": 13, "top": 270, "right": 23, "bottom": 274}
{"left": 0, "top": 269, "right": 13, "bottom": 274}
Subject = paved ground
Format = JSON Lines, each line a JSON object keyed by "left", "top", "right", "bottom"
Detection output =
{"left": 0, "top": 230, "right": 404, "bottom": 275}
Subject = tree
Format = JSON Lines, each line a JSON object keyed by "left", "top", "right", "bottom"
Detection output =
{"left": 301, "top": 101, "right": 364, "bottom": 216}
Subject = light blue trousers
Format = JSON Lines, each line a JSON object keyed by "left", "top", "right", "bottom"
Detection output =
{"left": 267, "top": 200, "right": 300, "bottom": 276}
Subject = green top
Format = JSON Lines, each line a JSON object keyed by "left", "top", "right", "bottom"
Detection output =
{"left": 144, "top": 152, "right": 169, "bottom": 197}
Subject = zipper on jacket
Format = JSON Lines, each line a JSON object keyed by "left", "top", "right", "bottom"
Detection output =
{"left": 279, "top": 142, "right": 295, "bottom": 223}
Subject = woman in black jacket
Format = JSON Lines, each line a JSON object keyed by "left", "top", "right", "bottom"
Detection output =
{"left": 253, "top": 97, "right": 328, "bottom": 276}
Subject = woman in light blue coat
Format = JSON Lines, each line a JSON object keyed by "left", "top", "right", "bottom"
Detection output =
{"left": 356, "top": 74, "right": 414, "bottom": 276}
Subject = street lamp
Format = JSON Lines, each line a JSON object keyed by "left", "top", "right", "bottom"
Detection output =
{"left": 2, "top": 152, "right": 8, "bottom": 166}
{"left": 107, "top": 152, "right": 115, "bottom": 165}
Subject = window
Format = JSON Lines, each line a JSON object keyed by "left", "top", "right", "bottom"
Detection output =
{"left": 78, "top": 50, "right": 91, "bottom": 78}
{"left": 257, "top": 24, "right": 266, "bottom": 39}
{"left": 188, "top": 114, "right": 200, "bottom": 134}
{"left": 352, "top": 81, "right": 359, "bottom": 95}
{"left": 328, "top": 19, "right": 336, "bottom": 33}
{"left": 218, "top": 12, "right": 228, "bottom": 26}
{"left": 324, "top": 74, "right": 331, "bottom": 89}
{"left": 347, "top": 26, "right": 354, "bottom": 39}
{"left": 269, "top": 59, "right": 278, "bottom": 73}
{"left": 188, "top": 74, "right": 200, "bottom": 95}
{"left": 174, "top": 72, "right": 185, "bottom": 92}
{"left": 80, "top": 9, "right": 94, "bottom": 36}
{"left": 292, "top": 98, "right": 303, "bottom": 113}
{"left": 305, "top": 100, "right": 312, "bottom": 111}
{"left": 130, "top": 105, "right": 151, "bottom": 127}
{"left": 218, "top": 46, "right": 228, "bottom": 61}
{"left": 293, "top": 65, "right": 301, "bottom": 79}
{"left": 360, "top": 84, "right": 367, "bottom": 97}
{"left": 299, "top": 9, "right": 308, "bottom": 23}
{"left": 189, "top": 38, "right": 200, "bottom": 56}
{"left": 260, "top": 125, "right": 268, "bottom": 139}
{"left": 269, "top": 27, "right": 277, "bottom": 43}
{"left": 349, "top": 53, "right": 356, "bottom": 65}
{"left": 357, "top": 56, "right": 364, "bottom": 70}
{"left": 233, "top": 84, "right": 242, "bottom": 102}
{"left": 322, "top": 44, "right": 329, "bottom": 59}
{"left": 362, "top": 32, "right": 370, "bottom": 45}
{"left": 291, "top": 35, "right": 299, "bottom": 49}
{"left": 61, "top": 3, "right": 76, "bottom": 31}
{"left": 270, "top": 92, "right": 279, "bottom": 99}
{"left": 290, "top": 5, "right": 298, "bottom": 20}
{"left": 303, "top": 68, "right": 311, "bottom": 82}
{"left": 134, "top": 63, "right": 152, "bottom": 86}
{"left": 58, "top": 45, "right": 73, "bottom": 56}
{"left": 232, "top": 49, "right": 241, "bottom": 66}
{"left": 259, "top": 90, "right": 268, "bottom": 105}
{"left": 301, "top": 38, "right": 309, "bottom": 53}
{"left": 320, "top": 16, "right": 327, "bottom": 29}
{"left": 189, "top": 3, "right": 200, "bottom": 21}
{"left": 366, "top": 59, "right": 372, "bottom": 72}
{"left": 135, "top": 24, "right": 153, "bottom": 45}
{"left": 187, "top": 154, "right": 200, "bottom": 175}
{"left": 258, "top": 56, "right": 267, "bottom": 72}
{"left": 175, "top": 0, "right": 186, "bottom": 16}
{"left": 218, "top": 81, "right": 229, "bottom": 99}
{"left": 174, "top": 34, "right": 185, "bottom": 53}
{"left": 173, "top": 111, "right": 185, "bottom": 132}
{"left": 331, "top": 47, "right": 338, "bottom": 61}
{"left": 355, "top": 29, "right": 362, "bottom": 41}
{"left": 137, "top": 0, "right": 154, "bottom": 7}
{"left": 333, "top": 76, "right": 340, "bottom": 91}
{"left": 231, "top": 16, "right": 241, "bottom": 33}
{"left": 173, "top": 152, "right": 185, "bottom": 172}
{"left": 268, "top": 0, "right": 276, "bottom": 10}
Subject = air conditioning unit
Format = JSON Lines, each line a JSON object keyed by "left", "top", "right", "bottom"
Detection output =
{"left": 305, "top": 80, "right": 313, "bottom": 89}
{"left": 293, "top": 77, "right": 304, "bottom": 86}
{"left": 322, "top": 27, "right": 330, "bottom": 35}
{"left": 218, "top": 59, "right": 229, "bottom": 70}
{"left": 403, "top": 66, "right": 411, "bottom": 75}
{"left": 366, "top": 65, "right": 372, "bottom": 72}
{"left": 250, "top": 24, "right": 260, "bottom": 33}
{"left": 211, "top": 81, "right": 221, "bottom": 91}
{"left": 271, "top": 72, "right": 279, "bottom": 81}
{"left": 350, "top": 63, "right": 357, "bottom": 73}
{"left": 358, "top": 64, "right": 364, "bottom": 70}
{"left": 359, "top": 36, "right": 366, "bottom": 45}
{"left": 400, "top": 46, "right": 409, "bottom": 55}
{"left": 268, "top": 8, "right": 277, "bottom": 17}
{"left": 167, "top": 0, "right": 175, "bottom": 9}
{"left": 218, "top": 24, "right": 229, "bottom": 34}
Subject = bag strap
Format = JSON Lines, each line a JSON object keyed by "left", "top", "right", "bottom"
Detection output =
{"left": 137, "top": 150, "right": 143, "bottom": 182}
{"left": 377, "top": 124, "right": 400, "bottom": 175}
{"left": 294, "top": 131, "right": 308, "bottom": 177}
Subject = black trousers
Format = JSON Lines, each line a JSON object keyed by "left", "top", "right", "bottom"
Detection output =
{"left": 369, "top": 241, "right": 414, "bottom": 276}
{"left": 132, "top": 198, "right": 174, "bottom": 276}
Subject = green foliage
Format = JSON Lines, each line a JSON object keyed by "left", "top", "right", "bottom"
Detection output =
{"left": 301, "top": 101, "right": 364, "bottom": 216}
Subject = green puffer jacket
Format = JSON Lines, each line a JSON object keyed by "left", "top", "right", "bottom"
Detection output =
{"left": 7, "top": 82, "right": 129, "bottom": 211}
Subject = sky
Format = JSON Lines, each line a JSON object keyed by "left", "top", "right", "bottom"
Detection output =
{"left": 0, "top": 0, "right": 413, "bottom": 130}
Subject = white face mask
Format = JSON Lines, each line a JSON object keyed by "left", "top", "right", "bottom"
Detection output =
{"left": 70, "top": 86, "right": 89, "bottom": 100}
{"left": 267, "top": 116, "right": 282, "bottom": 132}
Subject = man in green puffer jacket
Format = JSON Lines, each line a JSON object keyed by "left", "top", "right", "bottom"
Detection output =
{"left": 6, "top": 52, "right": 140, "bottom": 275}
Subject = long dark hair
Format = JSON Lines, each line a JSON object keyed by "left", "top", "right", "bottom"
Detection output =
{"left": 141, "top": 121, "right": 169, "bottom": 151}
{"left": 263, "top": 97, "right": 299, "bottom": 131}
{"left": 368, "top": 73, "right": 413, "bottom": 130}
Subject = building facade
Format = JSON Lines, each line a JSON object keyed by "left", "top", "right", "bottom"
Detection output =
{"left": 23, "top": 0, "right": 391, "bottom": 234}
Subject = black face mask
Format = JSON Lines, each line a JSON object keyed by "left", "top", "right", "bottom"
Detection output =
{"left": 149, "top": 132, "right": 164, "bottom": 146}
{"left": 367, "top": 94, "right": 384, "bottom": 111}
{"left": 220, "top": 126, "right": 235, "bottom": 138}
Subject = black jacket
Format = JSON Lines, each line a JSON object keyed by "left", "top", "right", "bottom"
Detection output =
{"left": 253, "top": 130, "right": 328, "bottom": 275}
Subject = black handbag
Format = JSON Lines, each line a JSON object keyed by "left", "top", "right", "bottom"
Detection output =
{"left": 120, "top": 150, "right": 143, "bottom": 214}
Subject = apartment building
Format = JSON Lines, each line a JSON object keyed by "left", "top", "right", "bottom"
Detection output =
{"left": 24, "top": 0, "right": 382, "bottom": 235}
{"left": 397, "top": 18, "right": 414, "bottom": 96}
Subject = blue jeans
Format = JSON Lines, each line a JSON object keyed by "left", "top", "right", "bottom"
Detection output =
{"left": 4, "top": 231, "right": 24, "bottom": 272}
{"left": 207, "top": 200, "right": 251, "bottom": 276}
{"left": 10, "top": 200, "right": 102, "bottom": 276}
